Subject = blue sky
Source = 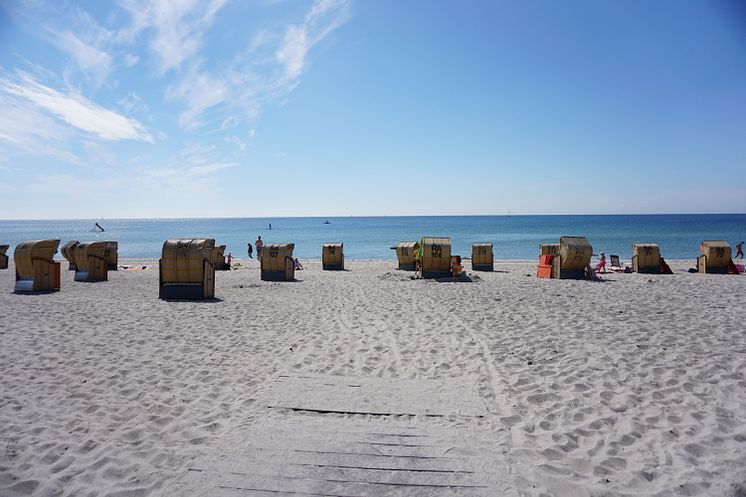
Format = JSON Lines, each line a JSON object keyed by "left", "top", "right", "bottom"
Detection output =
{"left": 0, "top": 0, "right": 744, "bottom": 219}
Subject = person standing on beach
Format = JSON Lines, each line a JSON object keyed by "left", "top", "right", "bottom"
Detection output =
{"left": 255, "top": 236, "right": 263, "bottom": 261}
{"left": 594, "top": 252, "right": 607, "bottom": 273}
{"left": 736, "top": 241, "right": 744, "bottom": 259}
{"left": 247, "top": 243, "right": 253, "bottom": 259}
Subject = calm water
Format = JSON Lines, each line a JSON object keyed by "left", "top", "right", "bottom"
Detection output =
{"left": 0, "top": 215, "right": 744, "bottom": 260}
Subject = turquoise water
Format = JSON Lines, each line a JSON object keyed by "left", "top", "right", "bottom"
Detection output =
{"left": 0, "top": 215, "right": 744, "bottom": 260}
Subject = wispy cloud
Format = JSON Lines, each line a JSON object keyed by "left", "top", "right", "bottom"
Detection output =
{"left": 1, "top": 72, "right": 153, "bottom": 142}
{"left": 277, "top": 26, "right": 308, "bottom": 80}
{"left": 0, "top": 0, "right": 351, "bottom": 212}
{"left": 277, "top": 0, "right": 350, "bottom": 82}
{"left": 0, "top": 92, "right": 82, "bottom": 165}
{"left": 140, "top": 140, "right": 239, "bottom": 184}
{"left": 187, "top": 161, "right": 238, "bottom": 175}
{"left": 166, "top": 66, "right": 229, "bottom": 131}
{"left": 49, "top": 30, "right": 113, "bottom": 85}
{"left": 119, "top": 0, "right": 228, "bottom": 74}
{"left": 163, "top": 0, "right": 350, "bottom": 131}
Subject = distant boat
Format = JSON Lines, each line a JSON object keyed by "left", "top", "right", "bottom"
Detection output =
{"left": 323, "top": 220, "right": 330, "bottom": 224}
{"left": 92, "top": 222, "right": 105, "bottom": 232}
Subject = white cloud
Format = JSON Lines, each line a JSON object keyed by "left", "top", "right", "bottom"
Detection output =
{"left": 187, "top": 162, "right": 238, "bottom": 175}
{"left": 277, "top": 26, "right": 308, "bottom": 80}
{"left": 247, "top": 29, "right": 273, "bottom": 54}
{"left": 119, "top": 0, "right": 228, "bottom": 74}
{"left": 1, "top": 73, "right": 153, "bottom": 142}
{"left": 163, "top": 0, "right": 350, "bottom": 132}
{"left": 225, "top": 135, "right": 247, "bottom": 152}
{"left": 117, "top": 92, "right": 149, "bottom": 114}
{"left": 50, "top": 30, "right": 113, "bottom": 85}
{"left": 166, "top": 67, "right": 229, "bottom": 131}
{"left": 0, "top": 90, "right": 83, "bottom": 164}
{"left": 276, "top": 0, "right": 350, "bottom": 82}
{"left": 123, "top": 53, "right": 140, "bottom": 67}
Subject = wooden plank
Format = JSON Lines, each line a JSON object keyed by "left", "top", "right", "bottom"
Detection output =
{"left": 255, "top": 373, "right": 486, "bottom": 417}
{"left": 215, "top": 472, "right": 490, "bottom": 497}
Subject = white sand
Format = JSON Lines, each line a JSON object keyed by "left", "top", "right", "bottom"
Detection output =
{"left": 1, "top": 258, "right": 745, "bottom": 496}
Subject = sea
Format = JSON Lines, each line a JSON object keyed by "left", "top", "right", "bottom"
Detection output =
{"left": 0, "top": 215, "right": 744, "bottom": 261}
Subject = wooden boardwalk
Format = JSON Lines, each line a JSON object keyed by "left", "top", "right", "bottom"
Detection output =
{"left": 175, "top": 373, "right": 503, "bottom": 497}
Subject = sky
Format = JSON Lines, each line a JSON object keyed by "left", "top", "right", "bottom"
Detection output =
{"left": 0, "top": 0, "right": 745, "bottom": 219}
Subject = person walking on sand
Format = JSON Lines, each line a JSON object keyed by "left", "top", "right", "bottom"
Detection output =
{"left": 736, "top": 241, "right": 744, "bottom": 259}
{"left": 247, "top": 243, "right": 253, "bottom": 259}
{"left": 226, "top": 252, "right": 233, "bottom": 267}
{"left": 255, "top": 236, "right": 264, "bottom": 261}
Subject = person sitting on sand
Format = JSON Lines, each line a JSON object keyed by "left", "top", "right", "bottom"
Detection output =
{"left": 594, "top": 252, "right": 607, "bottom": 273}
{"left": 293, "top": 258, "right": 303, "bottom": 270}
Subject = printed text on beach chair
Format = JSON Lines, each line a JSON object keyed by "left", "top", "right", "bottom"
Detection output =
{"left": 697, "top": 240, "right": 733, "bottom": 274}
{"left": 103, "top": 241, "right": 118, "bottom": 270}
{"left": 159, "top": 239, "right": 216, "bottom": 299}
{"left": 322, "top": 243, "right": 344, "bottom": 270}
{"left": 72, "top": 242, "right": 110, "bottom": 282}
{"left": 471, "top": 242, "right": 493, "bottom": 271}
{"left": 261, "top": 243, "right": 295, "bottom": 281}
{"left": 420, "top": 237, "right": 452, "bottom": 279}
{"left": 14, "top": 239, "right": 61, "bottom": 293}
{"left": 394, "top": 242, "right": 417, "bottom": 270}
{"left": 60, "top": 241, "right": 79, "bottom": 270}
{"left": 0, "top": 244, "right": 8, "bottom": 270}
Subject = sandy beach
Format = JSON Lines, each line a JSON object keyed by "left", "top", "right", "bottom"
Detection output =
{"left": 1, "top": 258, "right": 745, "bottom": 497}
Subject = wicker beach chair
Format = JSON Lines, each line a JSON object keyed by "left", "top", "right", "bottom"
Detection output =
{"left": 159, "top": 239, "right": 216, "bottom": 299}
{"left": 261, "top": 243, "right": 295, "bottom": 281}
{"left": 536, "top": 237, "right": 593, "bottom": 279}
{"left": 394, "top": 242, "right": 418, "bottom": 271}
{"left": 73, "top": 242, "right": 110, "bottom": 282}
{"left": 419, "top": 237, "right": 452, "bottom": 279}
{"left": 14, "top": 240, "right": 61, "bottom": 293}
{"left": 471, "top": 243, "right": 493, "bottom": 271}
{"left": 697, "top": 240, "right": 737, "bottom": 274}
{"left": 60, "top": 241, "right": 80, "bottom": 270}
{"left": 322, "top": 243, "right": 344, "bottom": 270}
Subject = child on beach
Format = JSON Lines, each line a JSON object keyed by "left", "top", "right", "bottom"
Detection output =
{"left": 247, "top": 243, "right": 253, "bottom": 259}
{"left": 594, "top": 252, "right": 607, "bottom": 273}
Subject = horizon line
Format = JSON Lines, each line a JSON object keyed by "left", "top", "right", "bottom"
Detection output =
{"left": 1, "top": 212, "right": 745, "bottom": 222}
